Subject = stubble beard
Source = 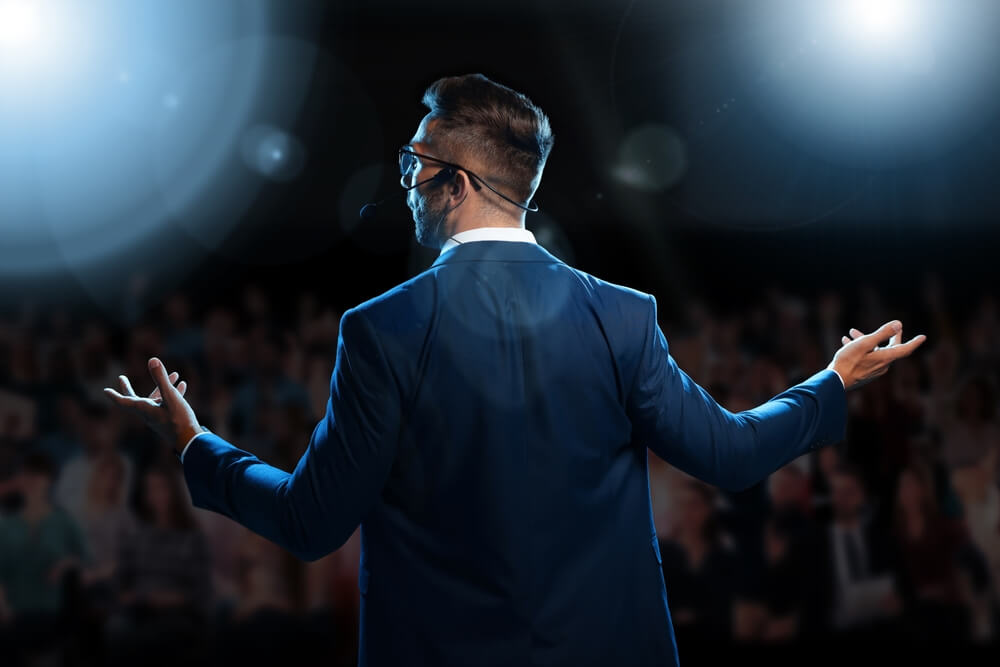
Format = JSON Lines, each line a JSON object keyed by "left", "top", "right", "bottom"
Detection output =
{"left": 413, "top": 188, "right": 450, "bottom": 249}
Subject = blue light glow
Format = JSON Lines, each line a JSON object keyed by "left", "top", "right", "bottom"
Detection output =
{"left": 729, "top": 0, "right": 1000, "bottom": 166}
{"left": 0, "top": 1, "right": 325, "bottom": 285}
{"left": 0, "top": 1, "right": 41, "bottom": 51}
{"left": 240, "top": 124, "right": 307, "bottom": 182}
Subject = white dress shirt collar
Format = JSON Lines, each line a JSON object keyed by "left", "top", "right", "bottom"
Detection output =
{"left": 439, "top": 227, "right": 537, "bottom": 255}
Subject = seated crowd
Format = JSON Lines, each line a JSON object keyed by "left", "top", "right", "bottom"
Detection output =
{"left": 0, "top": 273, "right": 996, "bottom": 664}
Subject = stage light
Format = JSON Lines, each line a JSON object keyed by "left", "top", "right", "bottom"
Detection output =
{"left": 727, "top": 0, "right": 1000, "bottom": 167}
{"left": 0, "top": 1, "right": 40, "bottom": 51}
{"left": 0, "top": 1, "right": 310, "bottom": 283}
{"left": 840, "top": 0, "right": 914, "bottom": 46}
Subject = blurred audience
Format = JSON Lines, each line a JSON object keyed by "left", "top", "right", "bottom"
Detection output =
{"left": 1, "top": 270, "right": 999, "bottom": 665}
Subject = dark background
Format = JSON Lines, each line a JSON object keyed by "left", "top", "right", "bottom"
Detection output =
{"left": 13, "top": 0, "right": 996, "bottom": 326}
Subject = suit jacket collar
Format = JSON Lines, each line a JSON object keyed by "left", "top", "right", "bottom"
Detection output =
{"left": 431, "top": 240, "right": 567, "bottom": 268}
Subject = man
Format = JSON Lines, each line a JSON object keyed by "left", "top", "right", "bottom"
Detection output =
{"left": 814, "top": 463, "right": 903, "bottom": 638}
{"left": 104, "top": 74, "right": 926, "bottom": 666}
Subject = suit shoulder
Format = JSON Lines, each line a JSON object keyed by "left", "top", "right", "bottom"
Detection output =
{"left": 561, "top": 265, "right": 654, "bottom": 310}
{"left": 341, "top": 269, "right": 438, "bottom": 330}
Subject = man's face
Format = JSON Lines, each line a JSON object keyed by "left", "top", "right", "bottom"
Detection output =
{"left": 405, "top": 115, "right": 452, "bottom": 248}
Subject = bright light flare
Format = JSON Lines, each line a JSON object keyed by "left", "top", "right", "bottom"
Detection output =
{"left": 0, "top": 0, "right": 85, "bottom": 84}
{"left": 839, "top": 0, "right": 917, "bottom": 48}
{"left": 0, "top": 1, "right": 41, "bottom": 51}
{"left": 733, "top": 0, "right": 1000, "bottom": 167}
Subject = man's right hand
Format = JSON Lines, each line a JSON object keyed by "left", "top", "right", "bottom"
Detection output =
{"left": 828, "top": 320, "right": 927, "bottom": 391}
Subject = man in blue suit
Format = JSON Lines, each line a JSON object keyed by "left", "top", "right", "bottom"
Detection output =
{"left": 105, "top": 74, "right": 926, "bottom": 666}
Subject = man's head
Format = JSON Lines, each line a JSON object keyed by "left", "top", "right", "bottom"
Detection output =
{"left": 404, "top": 73, "right": 554, "bottom": 248}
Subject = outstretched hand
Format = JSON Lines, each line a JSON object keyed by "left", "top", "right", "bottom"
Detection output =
{"left": 103, "top": 358, "right": 203, "bottom": 454}
{"left": 828, "top": 320, "right": 927, "bottom": 391}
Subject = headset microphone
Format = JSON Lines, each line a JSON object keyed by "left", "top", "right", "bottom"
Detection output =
{"left": 359, "top": 168, "right": 456, "bottom": 221}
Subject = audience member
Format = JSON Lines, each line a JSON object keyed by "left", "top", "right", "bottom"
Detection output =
{"left": 658, "top": 477, "right": 747, "bottom": 642}
{"left": 0, "top": 452, "right": 90, "bottom": 664}
{"left": 891, "top": 460, "right": 990, "bottom": 642}
{"left": 815, "top": 463, "right": 904, "bottom": 639}
{"left": 105, "top": 463, "right": 212, "bottom": 667}
{"left": 55, "top": 401, "right": 134, "bottom": 524}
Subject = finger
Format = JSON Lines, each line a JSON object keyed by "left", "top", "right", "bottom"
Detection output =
{"left": 876, "top": 334, "right": 928, "bottom": 362}
{"left": 889, "top": 324, "right": 902, "bottom": 348}
{"left": 147, "top": 358, "right": 179, "bottom": 407}
{"left": 842, "top": 335, "right": 851, "bottom": 345}
{"left": 104, "top": 386, "right": 130, "bottom": 405}
{"left": 861, "top": 320, "right": 902, "bottom": 348}
{"left": 119, "top": 375, "right": 138, "bottom": 398}
{"left": 177, "top": 380, "right": 187, "bottom": 397}
{"left": 849, "top": 328, "right": 864, "bottom": 339}
{"left": 103, "top": 387, "right": 148, "bottom": 410}
{"left": 150, "top": 371, "right": 180, "bottom": 401}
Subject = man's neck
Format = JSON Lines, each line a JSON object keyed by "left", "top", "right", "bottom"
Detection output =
{"left": 438, "top": 225, "right": 538, "bottom": 255}
{"left": 447, "top": 216, "right": 525, "bottom": 237}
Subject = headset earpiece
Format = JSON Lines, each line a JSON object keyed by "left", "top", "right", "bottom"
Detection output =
{"left": 434, "top": 167, "right": 456, "bottom": 182}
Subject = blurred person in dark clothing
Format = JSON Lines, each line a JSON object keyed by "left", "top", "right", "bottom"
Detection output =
{"left": 768, "top": 460, "right": 813, "bottom": 518}
{"left": 36, "top": 342, "right": 89, "bottom": 436}
{"left": 891, "top": 460, "right": 990, "bottom": 642}
{"left": 744, "top": 509, "right": 819, "bottom": 642}
{"left": 0, "top": 452, "right": 90, "bottom": 664}
{"left": 736, "top": 462, "right": 823, "bottom": 642}
{"left": 814, "top": 463, "right": 904, "bottom": 640}
{"left": 227, "top": 324, "right": 312, "bottom": 439}
{"left": 105, "top": 463, "right": 211, "bottom": 667}
{"left": 937, "top": 376, "right": 1000, "bottom": 505}
{"left": 77, "top": 452, "right": 138, "bottom": 614}
{"left": 214, "top": 530, "right": 306, "bottom": 667}
{"left": 162, "top": 293, "right": 204, "bottom": 366}
{"left": 809, "top": 445, "right": 842, "bottom": 525}
{"left": 34, "top": 393, "right": 86, "bottom": 470}
{"left": 78, "top": 320, "right": 126, "bottom": 408}
{"left": 658, "top": 477, "right": 747, "bottom": 643}
{"left": 54, "top": 401, "right": 134, "bottom": 525}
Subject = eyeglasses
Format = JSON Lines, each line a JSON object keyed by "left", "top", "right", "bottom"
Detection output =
{"left": 398, "top": 145, "right": 538, "bottom": 213}
{"left": 398, "top": 146, "right": 482, "bottom": 191}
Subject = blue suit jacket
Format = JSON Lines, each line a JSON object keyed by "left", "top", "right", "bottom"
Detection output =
{"left": 183, "top": 241, "right": 846, "bottom": 666}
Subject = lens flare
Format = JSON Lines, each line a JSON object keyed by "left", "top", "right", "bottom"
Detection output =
{"left": 0, "top": 1, "right": 40, "bottom": 50}
{"left": 841, "top": 0, "right": 914, "bottom": 45}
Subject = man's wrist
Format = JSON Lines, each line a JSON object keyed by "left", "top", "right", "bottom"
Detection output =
{"left": 176, "top": 425, "right": 209, "bottom": 462}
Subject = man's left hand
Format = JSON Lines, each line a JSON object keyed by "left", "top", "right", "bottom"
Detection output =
{"left": 103, "top": 357, "right": 202, "bottom": 456}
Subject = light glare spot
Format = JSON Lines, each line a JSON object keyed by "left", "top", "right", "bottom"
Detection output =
{"left": 841, "top": 0, "right": 915, "bottom": 47}
{"left": 0, "top": 1, "right": 40, "bottom": 50}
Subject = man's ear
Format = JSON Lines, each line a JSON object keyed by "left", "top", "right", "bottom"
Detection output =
{"left": 449, "top": 169, "right": 472, "bottom": 200}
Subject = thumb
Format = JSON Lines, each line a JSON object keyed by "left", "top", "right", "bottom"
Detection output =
{"left": 147, "top": 358, "right": 178, "bottom": 407}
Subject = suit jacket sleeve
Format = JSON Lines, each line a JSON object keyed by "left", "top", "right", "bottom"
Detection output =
{"left": 627, "top": 295, "right": 846, "bottom": 491}
{"left": 182, "top": 308, "right": 401, "bottom": 561}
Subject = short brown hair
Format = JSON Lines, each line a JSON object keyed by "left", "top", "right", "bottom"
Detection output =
{"left": 422, "top": 73, "right": 554, "bottom": 205}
